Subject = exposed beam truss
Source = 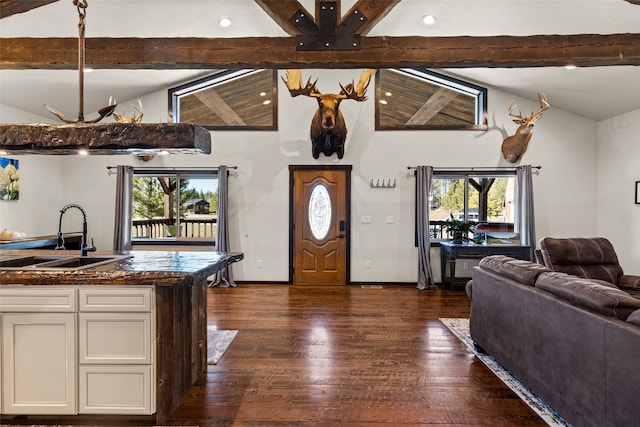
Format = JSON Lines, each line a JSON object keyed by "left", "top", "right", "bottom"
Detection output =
{"left": 0, "top": 0, "right": 58, "bottom": 18}
{"left": 2, "top": 33, "right": 639, "bottom": 70}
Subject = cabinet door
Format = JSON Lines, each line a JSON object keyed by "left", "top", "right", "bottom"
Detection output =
{"left": 2, "top": 313, "right": 76, "bottom": 414}
{"left": 79, "top": 365, "right": 153, "bottom": 414}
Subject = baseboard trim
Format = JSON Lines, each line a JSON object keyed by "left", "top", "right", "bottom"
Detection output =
{"left": 233, "top": 281, "right": 418, "bottom": 286}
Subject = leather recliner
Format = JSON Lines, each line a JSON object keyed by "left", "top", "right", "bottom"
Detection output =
{"left": 538, "top": 237, "right": 640, "bottom": 289}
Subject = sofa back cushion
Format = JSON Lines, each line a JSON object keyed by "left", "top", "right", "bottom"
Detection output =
{"left": 539, "top": 237, "right": 623, "bottom": 283}
{"left": 479, "top": 255, "right": 549, "bottom": 286}
{"left": 536, "top": 272, "right": 640, "bottom": 320}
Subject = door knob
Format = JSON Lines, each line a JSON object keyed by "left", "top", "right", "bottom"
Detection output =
{"left": 336, "top": 234, "right": 345, "bottom": 238}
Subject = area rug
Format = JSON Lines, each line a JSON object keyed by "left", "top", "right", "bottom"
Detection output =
{"left": 440, "top": 318, "right": 569, "bottom": 427}
{"left": 207, "top": 327, "right": 238, "bottom": 364}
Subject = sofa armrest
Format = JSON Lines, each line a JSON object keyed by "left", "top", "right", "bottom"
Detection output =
{"left": 619, "top": 274, "right": 640, "bottom": 289}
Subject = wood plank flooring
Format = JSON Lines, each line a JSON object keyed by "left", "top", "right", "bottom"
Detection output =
{"left": 167, "top": 284, "right": 546, "bottom": 426}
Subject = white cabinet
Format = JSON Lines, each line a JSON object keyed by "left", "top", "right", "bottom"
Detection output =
{"left": 0, "top": 287, "right": 77, "bottom": 415}
{"left": 0, "top": 286, "right": 155, "bottom": 416}
{"left": 78, "top": 287, "right": 155, "bottom": 415}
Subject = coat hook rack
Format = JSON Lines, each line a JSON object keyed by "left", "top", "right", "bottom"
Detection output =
{"left": 370, "top": 179, "right": 396, "bottom": 189}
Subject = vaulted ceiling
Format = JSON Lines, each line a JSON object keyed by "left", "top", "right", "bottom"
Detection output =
{"left": 1, "top": 0, "right": 639, "bottom": 121}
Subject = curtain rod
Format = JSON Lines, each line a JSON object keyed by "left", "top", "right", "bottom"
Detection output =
{"left": 406, "top": 165, "right": 541, "bottom": 170}
{"left": 106, "top": 166, "right": 237, "bottom": 170}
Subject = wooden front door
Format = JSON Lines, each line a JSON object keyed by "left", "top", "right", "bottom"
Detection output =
{"left": 290, "top": 166, "right": 351, "bottom": 285}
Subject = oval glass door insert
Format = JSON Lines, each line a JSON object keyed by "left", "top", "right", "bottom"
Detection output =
{"left": 308, "top": 183, "right": 332, "bottom": 240}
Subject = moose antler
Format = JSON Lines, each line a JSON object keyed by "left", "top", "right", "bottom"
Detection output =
{"left": 338, "top": 69, "right": 376, "bottom": 101}
{"left": 282, "top": 70, "right": 320, "bottom": 98}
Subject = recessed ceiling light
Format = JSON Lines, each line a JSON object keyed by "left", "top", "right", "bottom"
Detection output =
{"left": 422, "top": 15, "right": 436, "bottom": 25}
{"left": 380, "top": 99, "right": 388, "bottom": 105}
{"left": 219, "top": 17, "right": 232, "bottom": 28}
{"left": 259, "top": 92, "right": 267, "bottom": 97}
{"left": 385, "top": 91, "right": 392, "bottom": 97}
{"left": 78, "top": 149, "right": 89, "bottom": 156}
{"left": 262, "top": 100, "right": 271, "bottom": 105}
{"left": 565, "top": 64, "right": 577, "bottom": 70}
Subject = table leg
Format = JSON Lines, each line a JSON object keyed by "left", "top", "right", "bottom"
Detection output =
{"left": 448, "top": 258, "right": 456, "bottom": 291}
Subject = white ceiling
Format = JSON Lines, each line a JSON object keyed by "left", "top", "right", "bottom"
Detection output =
{"left": 1, "top": 0, "right": 639, "bottom": 121}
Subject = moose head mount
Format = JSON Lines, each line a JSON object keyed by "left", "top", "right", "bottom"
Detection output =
{"left": 283, "top": 69, "right": 376, "bottom": 159}
{"left": 501, "top": 93, "right": 550, "bottom": 163}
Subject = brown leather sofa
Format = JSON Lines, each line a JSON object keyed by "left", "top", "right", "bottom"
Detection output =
{"left": 467, "top": 255, "right": 640, "bottom": 427}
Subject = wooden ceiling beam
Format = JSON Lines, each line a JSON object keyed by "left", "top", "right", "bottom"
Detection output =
{"left": 0, "top": 0, "right": 58, "bottom": 18}
{"left": 345, "top": 0, "right": 402, "bottom": 35}
{"left": 255, "top": 0, "right": 400, "bottom": 37}
{"left": 255, "top": 0, "right": 309, "bottom": 36}
{"left": 1, "top": 33, "right": 639, "bottom": 69}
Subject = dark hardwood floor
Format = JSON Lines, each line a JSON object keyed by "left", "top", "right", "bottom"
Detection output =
{"left": 167, "top": 284, "right": 546, "bottom": 426}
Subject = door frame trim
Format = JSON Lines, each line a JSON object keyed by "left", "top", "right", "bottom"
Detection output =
{"left": 289, "top": 165, "right": 352, "bottom": 284}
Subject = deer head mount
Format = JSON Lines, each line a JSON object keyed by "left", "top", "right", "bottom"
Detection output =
{"left": 501, "top": 93, "right": 550, "bottom": 163}
{"left": 283, "top": 69, "right": 376, "bottom": 159}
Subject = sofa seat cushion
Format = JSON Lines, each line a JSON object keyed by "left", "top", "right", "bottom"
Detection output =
{"left": 536, "top": 272, "right": 640, "bottom": 320}
{"left": 627, "top": 310, "right": 640, "bottom": 327}
{"left": 479, "top": 255, "right": 549, "bottom": 286}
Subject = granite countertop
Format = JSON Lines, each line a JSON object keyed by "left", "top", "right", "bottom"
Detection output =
{"left": 0, "top": 249, "right": 243, "bottom": 286}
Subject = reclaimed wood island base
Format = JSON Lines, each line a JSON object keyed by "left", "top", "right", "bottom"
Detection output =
{"left": 0, "top": 250, "right": 243, "bottom": 425}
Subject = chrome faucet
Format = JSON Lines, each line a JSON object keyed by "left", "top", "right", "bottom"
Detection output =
{"left": 56, "top": 204, "right": 96, "bottom": 256}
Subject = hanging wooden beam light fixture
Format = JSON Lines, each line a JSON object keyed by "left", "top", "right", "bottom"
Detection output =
{"left": 0, "top": 0, "right": 211, "bottom": 156}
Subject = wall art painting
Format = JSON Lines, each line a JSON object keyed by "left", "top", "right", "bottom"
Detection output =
{"left": 0, "top": 157, "right": 19, "bottom": 200}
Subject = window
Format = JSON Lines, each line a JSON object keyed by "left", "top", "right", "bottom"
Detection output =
{"left": 376, "top": 68, "right": 487, "bottom": 130}
{"left": 429, "top": 170, "right": 516, "bottom": 241}
{"left": 169, "top": 69, "right": 278, "bottom": 130}
{"left": 131, "top": 169, "right": 218, "bottom": 245}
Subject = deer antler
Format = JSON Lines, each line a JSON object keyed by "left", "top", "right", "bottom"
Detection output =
{"left": 530, "top": 93, "right": 550, "bottom": 122}
{"left": 508, "top": 93, "right": 549, "bottom": 124}
{"left": 282, "top": 69, "right": 321, "bottom": 98}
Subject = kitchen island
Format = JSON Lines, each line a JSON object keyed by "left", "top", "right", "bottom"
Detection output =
{"left": 0, "top": 249, "right": 243, "bottom": 425}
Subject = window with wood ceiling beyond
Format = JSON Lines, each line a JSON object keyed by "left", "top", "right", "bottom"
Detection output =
{"left": 132, "top": 170, "right": 218, "bottom": 244}
{"left": 169, "top": 69, "right": 277, "bottom": 130}
{"left": 376, "top": 69, "right": 487, "bottom": 130}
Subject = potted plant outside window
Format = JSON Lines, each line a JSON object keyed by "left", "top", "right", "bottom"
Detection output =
{"left": 443, "top": 214, "right": 476, "bottom": 244}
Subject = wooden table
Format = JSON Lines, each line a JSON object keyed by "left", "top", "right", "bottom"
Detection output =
{"left": 439, "top": 241, "right": 531, "bottom": 291}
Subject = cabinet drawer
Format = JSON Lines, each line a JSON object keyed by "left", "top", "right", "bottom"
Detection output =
{"left": 0, "top": 287, "right": 76, "bottom": 312}
{"left": 79, "top": 365, "right": 153, "bottom": 415}
{"left": 79, "top": 313, "right": 152, "bottom": 364}
{"left": 79, "top": 287, "right": 153, "bottom": 312}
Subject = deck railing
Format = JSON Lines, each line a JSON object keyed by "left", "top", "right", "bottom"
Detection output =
{"left": 132, "top": 218, "right": 217, "bottom": 239}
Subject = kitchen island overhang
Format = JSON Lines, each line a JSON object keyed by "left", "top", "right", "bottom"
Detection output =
{"left": 0, "top": 249, "right": 243, "bottom": 424}
{"left": 0, "top": 249, "right": 243, "bottom": 286}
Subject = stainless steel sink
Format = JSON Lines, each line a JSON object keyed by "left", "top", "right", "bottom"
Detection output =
{"left": 0, "top": 254, "right": 131, "bottom": 271}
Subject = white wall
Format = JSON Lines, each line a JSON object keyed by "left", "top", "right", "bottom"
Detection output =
{"left": 2, "top": 70, "right": 611, "bottom": 282}
{"left": 597, "top": 108, "right": 640, "bottom": 274}
{"left": 0, "top": 105, "right": 66, "bottom": 236}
